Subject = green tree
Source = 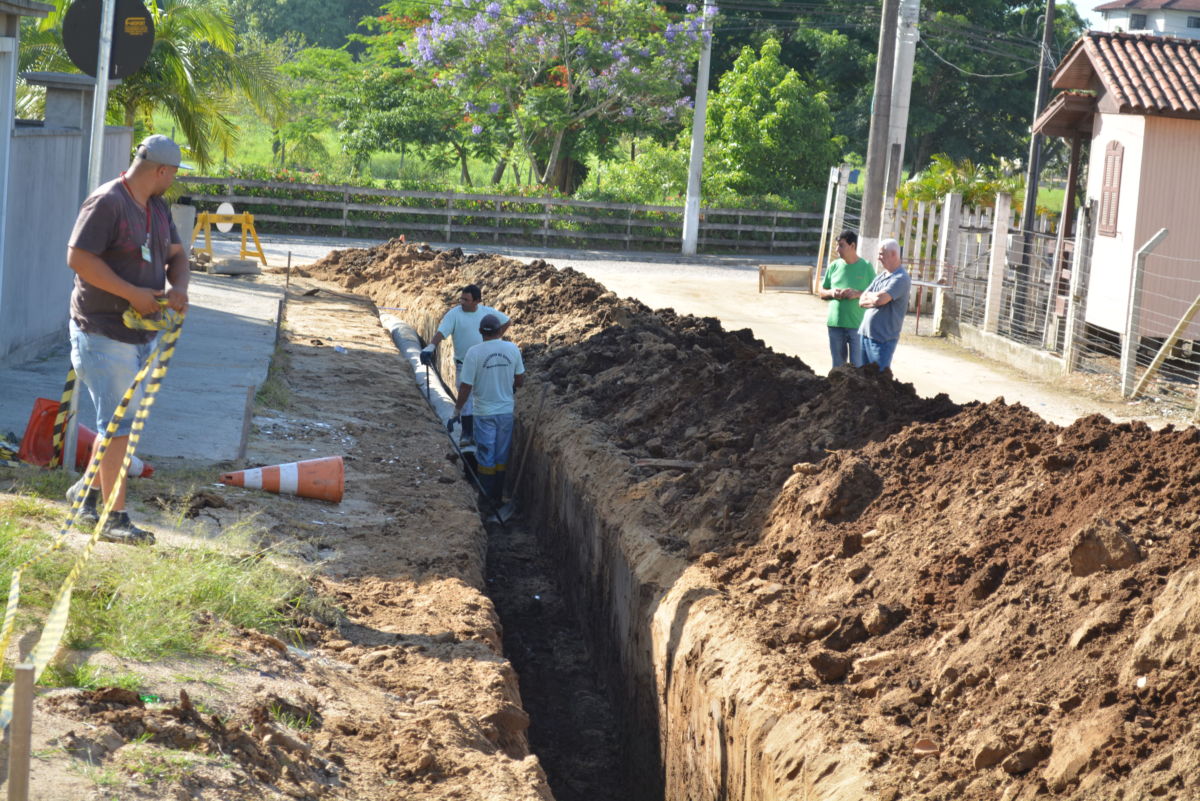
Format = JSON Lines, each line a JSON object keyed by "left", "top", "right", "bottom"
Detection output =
{"left": 274, "top": 46, "right": 360, "bottom": 168}
{"left": 20, "top": 0, "right": 285, "bottom": 170}
{"left": 227, "top": 0, "right": 381, "bottom": 51}
{"left": 703, "top": 0, "right": 1086, "bottom": 173}
{"left": 373, "top": 0, "right": 706, "bottom": 192}
{"left": 334, "top": 69, "right": 484, "bottom": 180}
{"left": 705, "top": 37, "right": 841, "bottom": 196}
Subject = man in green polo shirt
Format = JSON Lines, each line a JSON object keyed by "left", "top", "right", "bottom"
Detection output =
{"left": 818, "top": 230, "right": 877, "bottom": 368}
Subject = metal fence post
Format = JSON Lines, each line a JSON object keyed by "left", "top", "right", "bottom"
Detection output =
{"left": 932, "top": 192, "right": 962, "bottom": 336}
{"left": 1062, "top": 201, "right": 1095, "bottom": 374}
{"left": 445, "top": 196, "right": 453, "bottom": 243}
{"left": 983, "top": 192, "right": 1012, "bottom": 334}
{"left": 1120, "top": 228, "right": 1169, "bottom": 397}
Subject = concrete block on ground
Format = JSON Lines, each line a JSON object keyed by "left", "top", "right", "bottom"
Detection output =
{"left": 212, "top": 258, "right": 262, "bottom": 276}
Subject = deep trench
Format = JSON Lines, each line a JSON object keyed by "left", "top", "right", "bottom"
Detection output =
{"left": 395, "top": 322, "right": 663, "bottom": 800}
{"left": 484, "top": 512, "right": 654, "bottom": 801}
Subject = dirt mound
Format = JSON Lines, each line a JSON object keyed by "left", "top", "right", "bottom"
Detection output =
{"left": 304, "top": 239, "right": 1200, "bottom": 799}
{"left": 47, "top": 686, "right": 337, "bottom": 799}
{"left": 303, "top": 240, "right": 959, "bottom": 548}
{"left": 718, "top": 403, "right": 1200, "bottom": 799}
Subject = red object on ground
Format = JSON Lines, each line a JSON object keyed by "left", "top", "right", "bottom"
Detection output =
{"left": 17, "top": 397, "right": 154, "bottom": 477}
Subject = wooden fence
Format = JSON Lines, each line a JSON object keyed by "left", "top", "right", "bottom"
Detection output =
{"left": 176, "top": 177, "right": 823, "bottom": 254}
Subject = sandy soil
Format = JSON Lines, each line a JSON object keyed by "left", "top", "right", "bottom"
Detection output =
{"left": 8, "top": 276, "right": 550, "bottom": 801}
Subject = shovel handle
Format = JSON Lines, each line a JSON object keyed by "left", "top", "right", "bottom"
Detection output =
{"left": 508, "top": 383, "right": 549, "bottom": 503}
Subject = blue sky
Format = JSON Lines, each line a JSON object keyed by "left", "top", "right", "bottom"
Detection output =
{"left": 1066, "top": 0, "right": 1095, "bottom": 26}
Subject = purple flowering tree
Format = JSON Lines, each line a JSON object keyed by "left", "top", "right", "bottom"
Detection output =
{"left": 379, "top": 0, "right": 712, "bottom": 191}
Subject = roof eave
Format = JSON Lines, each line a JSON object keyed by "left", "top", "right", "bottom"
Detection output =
{"left": 0, "top": 0, "right": 53, "bottom": 18}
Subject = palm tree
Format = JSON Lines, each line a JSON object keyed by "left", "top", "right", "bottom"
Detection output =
{"left": 19, "top": 0, "right": 285, "bottom": 169}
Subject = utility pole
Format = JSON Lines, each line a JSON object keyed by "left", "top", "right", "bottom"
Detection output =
{"left": 884, "top": 0, "right": 920, "bottom": 202}
{"left": 1014, "top": 0, "right": 1056, "bottom": 332}
{"left": 860, "top": 0, "right": 900, "bottom": 263}
{"left": 681, "top": 0, "right": 715, "bottom": 256}
{"left": 87, "top": 0, "right": 116, "bottom": 193}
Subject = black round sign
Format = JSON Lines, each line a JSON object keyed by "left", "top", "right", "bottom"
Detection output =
{"left": 62, "top": 0, "right": 155, "bottom": 80}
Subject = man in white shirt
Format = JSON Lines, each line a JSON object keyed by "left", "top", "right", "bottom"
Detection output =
{"left": 421, "top": 283, "right": 510, "bottom": 446}
{"left": 451, "top": 314, "right": 525, "bottom": 504}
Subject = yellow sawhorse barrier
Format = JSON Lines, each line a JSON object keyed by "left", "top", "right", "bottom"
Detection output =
{"left": 190, "top": 212, "right": 268, "bottom": 265}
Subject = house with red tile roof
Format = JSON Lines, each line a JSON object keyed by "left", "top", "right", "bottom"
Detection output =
{"left": 1034, "top": 30, "right": 1200, "bottom": 340}
{"left": 1094, "top": 1, "right": 1200, "bottom": 39}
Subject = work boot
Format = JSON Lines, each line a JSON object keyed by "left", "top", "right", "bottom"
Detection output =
{"left": 67, "top": 477, "right": 101, "bottom": 525}
{"left": 98, "top": 512, "right": 156, "bottom": 546}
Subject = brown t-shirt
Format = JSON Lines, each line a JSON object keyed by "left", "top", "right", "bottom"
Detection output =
{"left": 69, "top": 177, "right": 181, "bottom": 344}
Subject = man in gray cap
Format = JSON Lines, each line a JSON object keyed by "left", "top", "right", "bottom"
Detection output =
{"left": 450, "top": 313, "right": 524, "bottom": 506}
{"left": 64, "top": 134, "right": 193, "bottom": 544}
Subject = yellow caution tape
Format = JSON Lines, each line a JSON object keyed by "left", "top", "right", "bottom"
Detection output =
{"left": 0, "top": 299, "right": 185, "bottom": 728}
{"left": 47, "top": 369, "right": 78, "bottom": 470}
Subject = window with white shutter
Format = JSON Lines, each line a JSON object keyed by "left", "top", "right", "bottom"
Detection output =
{"left": 1099, "top": 140, "right": 1123, "bottom": 237}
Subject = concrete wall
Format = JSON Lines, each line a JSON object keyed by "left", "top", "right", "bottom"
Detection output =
{"left": 0, "top": 125, "right": 131, "bottom": 365}
{"left": 1133, "top": 116, "right": 1200, "bottom": 340}
{"left": 1084, "top": 112, "right": 1146, "bottom": 335}
{"left": 1097, "top": 9, "right": 1200, "bottom": 38}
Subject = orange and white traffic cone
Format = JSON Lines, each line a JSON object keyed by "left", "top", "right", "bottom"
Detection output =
{"left": 219, "top": 456, "right": 344, "bottom": 503}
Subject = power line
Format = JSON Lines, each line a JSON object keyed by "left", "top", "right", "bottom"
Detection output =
{"left": 918, "top": 37, "right": 1038, "bottom": 78}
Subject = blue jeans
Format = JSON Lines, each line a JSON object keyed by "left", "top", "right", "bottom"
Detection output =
{"left": 828, "top": 326, "right": 863, "bottom": 368}
{"left": 860, "top": 335, "right": 899, "bottom": 370}
{"left": 69, "top": 320, "right": 157, "bottom": 437}
{"left": 474, "top": 413, "right": 514, "bottom": 501}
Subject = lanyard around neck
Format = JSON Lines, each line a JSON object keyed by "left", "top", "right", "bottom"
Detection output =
{"left": 121, "top": 174, "right": 152, "bottom": 246}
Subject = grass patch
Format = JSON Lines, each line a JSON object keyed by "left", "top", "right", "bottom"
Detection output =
{"left": 255, "top": 343, "right": 292, "bottom": 410}
{"left": 66, "top": 527, "right": 318, "bottom": 659}
{"left": 39, "top": 662, "right": 145, "bottom": 691}
{"left": 1, "top": 465, "right": 73, "bottom": 502}
{"left": 0, "top": 509, "right": 73, "bottom": 613}
{"left": 117, "top": 744, "right": 199, "bottom": 785}
{"left": 270, "top": 702, "right": 317, "bottom": 732}
{"left": 0, "top": 496, "right": 328, "bottom": 664}
{"left": 0, "top": 495, "right": 60, "bottom": 523}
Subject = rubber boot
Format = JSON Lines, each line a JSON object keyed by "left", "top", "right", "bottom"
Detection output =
{"left": 477, "top": 471, "right": 494, "bottom": 502}
{"left": 489, "top": 468, "right": 506, "bottom": 505}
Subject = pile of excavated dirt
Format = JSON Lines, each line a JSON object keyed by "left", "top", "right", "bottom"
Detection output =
{"left": 303, "top": 240, "right": 959, "bottom": 550}
{"left": 718, "top": 405, "right": 1200, "bottom": 800}
{"left": 303, "top": 240, "right": 1200, "bottom": 800}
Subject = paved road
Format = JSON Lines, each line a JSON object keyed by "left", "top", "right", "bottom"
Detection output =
{"left": 201, "top": 233, "right": 1161, "bottom": 428}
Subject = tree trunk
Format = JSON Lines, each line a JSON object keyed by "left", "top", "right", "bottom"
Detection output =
{"left": 547, "top": 156, "right": 589, "bottom": 194}
{"left": 491, "top": 157, "right": 507, "bottom": 185}
{"left": 458, "top": 145, "right": 472, "bottom": 186}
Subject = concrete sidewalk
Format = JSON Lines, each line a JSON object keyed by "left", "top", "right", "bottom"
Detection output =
{"left": 0, "top": 273, "right": 282, "bottom": 464}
